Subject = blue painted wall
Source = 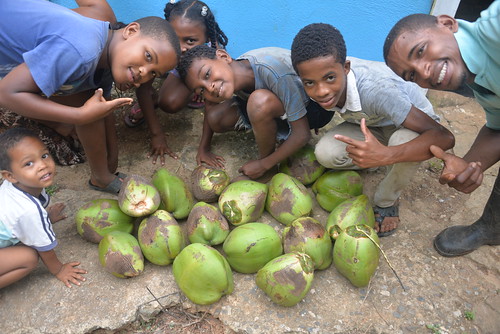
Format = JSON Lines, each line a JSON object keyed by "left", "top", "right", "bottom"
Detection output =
{"left": 51, "top": 0, "right": 433, "bottom": 62}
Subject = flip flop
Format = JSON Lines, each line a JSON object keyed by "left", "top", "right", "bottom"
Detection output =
{"left": 124, "top": 103, "right": 145, "bottom": 128}
{"left": 374, "top": 203, "right": 399, "bottom": 237}
{"left": 88, "top": 173, "right": 126, "bottom": 195}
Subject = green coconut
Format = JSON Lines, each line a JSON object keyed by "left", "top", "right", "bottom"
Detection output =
{"left": 266, "top": 173, "right": 313, "bottom": 226}
{"left": 311, "top": 170, "right": 363, "bottom": 212}
{"left": 333, "top": 224, "right": 380, "bottom": 287}
{"left": 223, "top": 222, "right": 283, "bottom": 274}
{"left": 173, "top": 243, "right": 234, "bottom": 305}
{"left": 118, "top": 175, "right": 161, "bottom": 217}
{"left": 283, "top": 217, "right": 333, "bottom": 270}
{"left": 256, "top": 252, "right": 315, "bottom": 307}
{"left": 152, "top": 168, "right": 194, "bottom": 219}
{"left": 218, "top": 180, "right": 268, "bottom": 226}
{"left": 279, "top": 144, "right": 325, "bottom": 185}
{"left": 186, "top": 202, "right": 229, "bottom": 245}
{"left": 326, "top": 194, "right": 375, "bottom": 240}
{"left": 98, "top": 231, "right": 144, "bottom": 278}
{"left": 137, "top": 210, "right": 185, "bottom": 266}
{"left": 191, "top": 165, "right": 230, "bottom": 202}
{"left": 75, "top": 198, "right": 134, "bottom": 243}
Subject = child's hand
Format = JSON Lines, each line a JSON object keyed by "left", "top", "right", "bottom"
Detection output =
{"left": 148, "top": 133, "right": 178, "bottom": 165}
{"left": 334, "top": 118, "right": 391, "bottom": 168}
{"left": 430, "top": 145, "right": 483, "bottom": 193}
{"left": 196, "top": 149, "right": 225, "bottom": 169}
{"left": 47, "top": 203, "right": 67, "bottom": 223}
{"left": 238, "top": 160, "right": 267, "bottom": 179}
{"left": 80, "top": 88, "right": 133, "bottom": 124}
{"left": 56, "top": 262, "right": 87, "bottom": 288}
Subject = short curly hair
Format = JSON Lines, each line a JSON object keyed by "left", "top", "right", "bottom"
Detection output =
{"left": 383, "top": 14, "right": 438, "bottom": 63}
{"left": 0, "top": 128, "right": 41, "bottom": 171}
{"left": 178, "top": 44, "right": 218, "bottom": 81}
{"left": 291, "top": 23, "right": 346, "bottom": 73}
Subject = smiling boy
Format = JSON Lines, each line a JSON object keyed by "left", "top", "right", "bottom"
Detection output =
{"left": 0, "top": 0, "right": 180, "bottom": 194}
{"left": 0, "top": 128, "right": 87, "bottom": 289}
{"left": 178, "top": 45, "right": 333, "bottom": 180}
{"left": 291, "top": 23, "right": 454, "bottom": 236}
{"left": 384, "top": 1, "right": 500, "bottom": 256}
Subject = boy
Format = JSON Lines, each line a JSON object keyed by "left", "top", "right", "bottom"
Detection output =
{"left": 291, "top": 23, "right": 454, "bottom": 236}
{"left": 0, "top": 0, "right": 181, "bottom": 194}
{"left": 384, "top": 1, "right": 500, "bottom": 255}
{"left": 0, "top": 128, "right": 87, "bottom": 289}
{"left": 178, "top": 45, "right": 334, "bottom": 181}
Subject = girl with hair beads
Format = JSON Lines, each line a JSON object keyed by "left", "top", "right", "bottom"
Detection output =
{"left": 125, "top": 0, "right": 229, "bottom": 166}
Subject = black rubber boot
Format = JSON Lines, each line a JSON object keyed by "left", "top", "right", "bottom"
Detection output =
{"left": 433, "top": 169, "right": 500, "bottom": 257}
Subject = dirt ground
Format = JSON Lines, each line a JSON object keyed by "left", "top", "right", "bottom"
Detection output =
{"left": 1, "top": 88, "right": 499, "bottom": 334}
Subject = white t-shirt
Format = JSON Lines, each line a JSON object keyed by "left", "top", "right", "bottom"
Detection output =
{"left": 0, "top": 180, "right": 57, "bottom": 251}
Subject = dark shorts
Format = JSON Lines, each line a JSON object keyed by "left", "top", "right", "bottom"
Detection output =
{"left": 233, "top": 96, "right": 335, "bottom": 140}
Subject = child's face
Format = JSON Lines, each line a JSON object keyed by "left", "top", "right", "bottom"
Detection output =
{"left": 386, "top": 17, "right": 469, "bottom": 91}
{"left": 4, "top": 137, "right": 56, "bottom": 195}
{"left": 296, "top": 55, "right": 349, "bottom": 110}
{"left": 112, "top": 25, "right": 178, "bottom": 91}
{"left": 184, "top": 51, "right": 235, "bottom": 103}
{"left": 170, "top": 16, "right": 207, "bottom": 54}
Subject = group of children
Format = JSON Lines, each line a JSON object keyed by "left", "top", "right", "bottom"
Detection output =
{"left": 0, "top": 0, "right": 498, "bottom": 289}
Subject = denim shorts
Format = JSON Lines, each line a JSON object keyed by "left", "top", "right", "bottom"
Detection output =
{"left": 233, "top": 96, "right": 335, "bottom": 141}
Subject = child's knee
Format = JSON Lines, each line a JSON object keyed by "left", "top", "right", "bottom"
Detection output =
{"left": 315, "top": 136, "right": 350, "bottom": 169}
{"left": 24, "top": 247, "right": 39, "bottom": 270}
{"left": 247, "top": 90, "right": 283, "bottom": 121}
{"left": 388, "top": 128, "right": 419, "bottom": 146}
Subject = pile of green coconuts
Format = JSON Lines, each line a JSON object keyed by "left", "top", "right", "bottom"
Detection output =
{"left": 75, "top": 144, "right": 381, "bottom": 307}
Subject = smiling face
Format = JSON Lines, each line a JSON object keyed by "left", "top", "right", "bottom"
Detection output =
{"left": 3, "top": 137, "right": 56, "bottom": 196}
{"left": 184, "top": 50, "right": 235, "bottom": 103}
{"left": 295, "top": 55, "right": 349, "bottom": 110}
{"left": 386, "top": 16, "right": 470, "bottom": 91}
{"left": 170, "top": 16, "right": 207, "bottom": 54}
{"left": 111, "top": 24, "right": 179, "bottom": 91}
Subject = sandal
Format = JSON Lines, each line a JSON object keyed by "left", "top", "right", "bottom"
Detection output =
{"left": 374, "top": 203, "right": 399, "bottom": 237}
{"left": 187, "top": 94, "right": 205, "bottom": 109}
{"left": 88, "top": 172, "right": 127, "bottom": 195}
{"left": 124, "top": 103, "right": 145, "bottom": 128}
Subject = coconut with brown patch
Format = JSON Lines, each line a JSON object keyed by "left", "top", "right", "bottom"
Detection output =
{"left": 191, "top": 165, "right": 230, "bottom": 202}
{"left": 266, "top": 173, "right": 313, "bottom": 226}
{"left": 326, "top": 194, "right": 375, "bottom": 240}
{"left": 256, "top": 252, "right": 315, "bottom": 307}
{"left": 218, "top": 180, "right": 268, "bottom": 226}
{"left": 118, "top": 175, "right": 161, "bottom": 217}
{"left": 137, "top": 210, "right": 185, "bottom": 266}
{"left": 279, "top": 144, "right": 325, "bottom": 185}
{"left": 312, "top": 170, "right": 363, "bottom": 212}
{"left": 186, "top": 202, "right": 229, "bottom": 245}
{"left": 283, "top": 217, "right": 333, "bottom": 270}
{"left": 98, "top": 231, "right": 144, "bottom": 278}
{"left": 75, "top": 198, "right": 134, "bottom": 243}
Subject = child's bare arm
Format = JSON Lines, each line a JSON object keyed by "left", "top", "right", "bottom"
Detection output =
{"left": 72, "top": 0, "right": 116, "bottom": 23}
{"left": 197, "top": 108, "right": 225, "bottom": 168}
{"left": 137, "top": 81, "right": 178, "bottom": 165}
{"left": 47, "top": 203, "right": 67, "bottom": 223}
{"left": 38, "top": 250, "right": 87, "bottom": 288}
{"left": 0, "top": 64, "right": 132, "bottom": 125}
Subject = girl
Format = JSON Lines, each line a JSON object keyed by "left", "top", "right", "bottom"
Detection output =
{"left": 124, "top": 0, "right": 229, "bottom": 166}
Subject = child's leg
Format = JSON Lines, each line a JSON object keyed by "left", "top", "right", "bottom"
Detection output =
{"left": 51, "top": 91, "right": 120, "bottom": 190}
{"left": 246, "top": 90, "right": 286, "bottom": 158}
{"left": 157, "top": 74, "right": 192, "bottom": 114}
{"left": 205, "top": 99, "right": 240, "bottom": 133}
{"left": 373, "top": 128, "right": 420, "bottom": 208}
{"left": 0, "top": 245, "right": 38, "bottom": 289}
